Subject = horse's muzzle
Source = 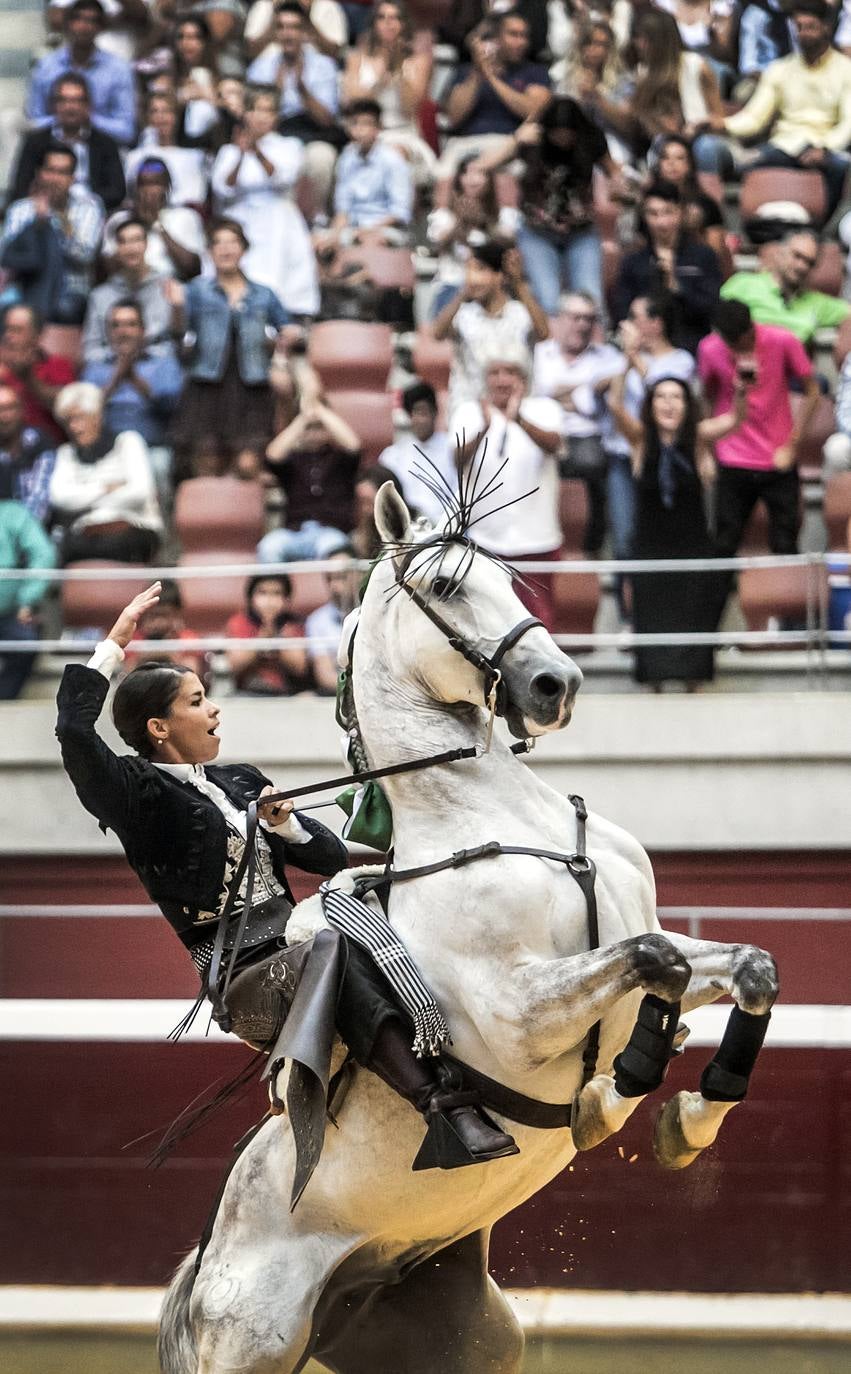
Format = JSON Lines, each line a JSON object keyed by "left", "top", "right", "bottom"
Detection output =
{"left": 502, "top": 653, "right": 583, "bottom": 737}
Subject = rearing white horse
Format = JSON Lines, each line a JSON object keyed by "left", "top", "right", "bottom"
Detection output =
{"left": 160, "top": 483, "right": 778, "bottom": 1374}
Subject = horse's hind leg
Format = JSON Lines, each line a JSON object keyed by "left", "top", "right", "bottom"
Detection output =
{"left": 317, "top": 1230, "right": 523, "bottom": 1374}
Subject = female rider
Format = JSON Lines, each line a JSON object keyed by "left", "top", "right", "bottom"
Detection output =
{"left": 56, "top": 583, "right": 514, "bottom": 1167}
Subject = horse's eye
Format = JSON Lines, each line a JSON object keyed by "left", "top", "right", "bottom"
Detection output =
{"left": 432, "top": 577, "right": 457, "bottom": 600}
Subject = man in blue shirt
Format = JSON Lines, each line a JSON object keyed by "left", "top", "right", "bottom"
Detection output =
{"left": 246, "top": 1, "right": 341, "bottom": 209}
{"left": 327, "top": 99, "right": 413, "bottom": 242}
{"left": 26, "top": 0, "right": 136, "bottom": 147}
{"left": 440, "top": 9, "right": 550, "bottom": 173}
{"left": 81, "top": 299, "right": 183, "bottom": 509}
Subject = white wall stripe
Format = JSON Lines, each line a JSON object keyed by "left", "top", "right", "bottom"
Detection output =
{"left": 0, "top": 1286, "right": 849, "bottom": 1337}
{"left": 0, "top": 1001, "right": 849, "bottom": 1046}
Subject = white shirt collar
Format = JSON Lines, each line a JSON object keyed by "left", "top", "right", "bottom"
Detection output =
{"left": 152, "top": 761, "right": 206, "bottom": 783}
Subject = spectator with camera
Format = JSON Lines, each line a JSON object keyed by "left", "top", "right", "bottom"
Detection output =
{"left": 697, "top": 299, "right": 820, "bottom": 557}
{"left": 440, "top": 8, "right": 551, "bottom": 173}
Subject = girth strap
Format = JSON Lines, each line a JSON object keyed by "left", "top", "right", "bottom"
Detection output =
{"left": 444, "top": 1054, "right": 573, "bottom": 1129}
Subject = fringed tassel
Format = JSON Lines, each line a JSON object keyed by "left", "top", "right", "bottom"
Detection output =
{"left": 146, "top": 1045, "right": 268, "bottom": 1168}
{"left": 412, "top": 1004, "right": 452, "bottom": 1059}
{"left": 168, "top": 987, "right": 209, "bottom": 1042}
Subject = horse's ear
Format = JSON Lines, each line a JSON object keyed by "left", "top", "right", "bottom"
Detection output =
{"left": 374, "top": 481, "right": 412, "bottom": 547}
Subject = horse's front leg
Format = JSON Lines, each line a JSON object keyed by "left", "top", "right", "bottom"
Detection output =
{"left": 650, "top": 931, "right": 779, "bottom": 1168}
{"left": 573, "top": 932, "right": 779, "bottom": 1161}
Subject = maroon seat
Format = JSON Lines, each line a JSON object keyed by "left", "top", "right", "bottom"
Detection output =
{"left": 308, "top": 321, "right": 394, "bottom": 392}
{"left": 794, "top": 393, "right": 836, "bottom": 481}
{"left": 324, "top": 389, "right": 396, "bottom": 464}
{"left": 739, "top": 563, "right": 829, "bottom": 642}
{"left": 558, "top": 479, "right": 591, "bottom": 555}
{"left": 739, "top": 168, "right": 827, "bottom": 226}
{"left": 807, "top": 241, "right": 844, "bottom": 297}
{"left": 412, "top": 332, "right": 453, "bottom": 392}
{"left": 552, "top": 553, "right": 601, "bottom": 641}
{"left": 177, "top": 551, "right": 255, "bottom": 635}
{"left": 174, "top": 477, "right": 265, "bottom": 555}
{"left": 61, "top": 562, "right": 150, "bottom": 630}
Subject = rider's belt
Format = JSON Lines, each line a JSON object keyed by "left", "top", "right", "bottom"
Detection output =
{"left": 190, "top": 896, "right": 291, "bottom": 974}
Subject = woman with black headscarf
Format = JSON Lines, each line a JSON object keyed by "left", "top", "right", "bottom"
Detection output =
{"left": 476, "top": 94, "right": 625, "bottom": 314}
{"left": 608, "top": 371, "right": 745, "bottom": 688}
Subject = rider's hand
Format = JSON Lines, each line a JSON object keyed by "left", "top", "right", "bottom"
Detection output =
{"left": 107, "top": 582, "right": 162, "bottom": 649}
{"left": 257, "top": 785, "right": 295, "bottom": 827}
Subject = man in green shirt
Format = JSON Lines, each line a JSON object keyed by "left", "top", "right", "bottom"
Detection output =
{"left": 720, "top": 228, "right": 849, "bottom": 345}
{"left": 0, "top": 486, "right": 55, "bottom": 698}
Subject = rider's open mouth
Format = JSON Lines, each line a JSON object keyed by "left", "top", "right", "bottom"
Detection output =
{"left": 208, "top": 726, "right": 219, "bottom": 737}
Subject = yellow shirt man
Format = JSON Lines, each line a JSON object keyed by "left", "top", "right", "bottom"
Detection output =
{"left": 725, "top": 46, "right": 851, "bottom": 156}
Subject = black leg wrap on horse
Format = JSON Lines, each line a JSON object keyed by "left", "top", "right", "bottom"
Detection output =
{"left": 613, "top": 995, "right": 682, "bottom": 1098}
{"left": 700, "top": 1005, "right": 771, "bottom": 1102}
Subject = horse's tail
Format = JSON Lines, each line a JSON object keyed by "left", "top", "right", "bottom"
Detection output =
{"left": 157, "top": 1250, "right": 198, "bottom": 1374}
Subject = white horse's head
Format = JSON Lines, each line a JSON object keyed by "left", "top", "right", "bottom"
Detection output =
{"left": 364, "top": 482, "right": 582, "bottom": 738}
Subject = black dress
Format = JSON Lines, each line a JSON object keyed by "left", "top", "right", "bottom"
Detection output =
{"left": 631, "top": 442, "right": 724, "bottom": 685}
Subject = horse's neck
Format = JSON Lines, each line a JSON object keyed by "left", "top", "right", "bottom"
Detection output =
{"left": 352, "top": 642, "right": 555, "bottom": 850}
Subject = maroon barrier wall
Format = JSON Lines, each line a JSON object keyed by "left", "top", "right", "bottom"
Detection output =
{"left": 1, "top": 851, "right": 849, "bottom": 1292}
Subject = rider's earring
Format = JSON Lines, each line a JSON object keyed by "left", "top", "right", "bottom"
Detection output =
{"left": 156, "top": 737, "right": 165, "bottom": 747}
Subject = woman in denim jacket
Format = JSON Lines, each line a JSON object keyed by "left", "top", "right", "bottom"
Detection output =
{"left": 170, "top": 217, "right": 291, "bottom": 477}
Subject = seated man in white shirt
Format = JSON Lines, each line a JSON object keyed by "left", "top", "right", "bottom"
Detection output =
{"left": 378, "top": 382, "right": 456, "bottom": 523}
{"left": 532, "top": 291, "right": 623, "bottom": 557}
{"left": 304, "top": 542, "right": 359, "bottom": 693}
{"left": 449, "top": 349, "right": 563, "bottom": 631}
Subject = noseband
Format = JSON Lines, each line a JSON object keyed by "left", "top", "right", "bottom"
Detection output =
{"left": 394, "top": 536, "right": 543, "bottom": 714}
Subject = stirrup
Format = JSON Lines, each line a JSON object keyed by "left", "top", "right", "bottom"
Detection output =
{"left": 411, "top": 1093, "right": 519, "bottom": 1172}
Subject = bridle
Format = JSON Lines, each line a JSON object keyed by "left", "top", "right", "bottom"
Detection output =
{"left": 393, "top": 535, "right": 543, "bottom": 719}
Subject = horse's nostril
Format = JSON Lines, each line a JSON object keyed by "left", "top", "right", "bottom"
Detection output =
{"left": 532, "top": 673, "right": 564, "bottom": 701}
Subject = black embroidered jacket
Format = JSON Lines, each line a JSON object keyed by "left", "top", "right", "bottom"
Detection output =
{"left": 56, "top": 664, "right": 348, "bottom": 955}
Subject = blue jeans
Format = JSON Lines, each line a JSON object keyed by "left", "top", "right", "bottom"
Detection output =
{"left": 755, "top": 144, "right": 850, "bottom": 218}
{"left": 691, "top": 132, "right": 734, "bottom": 178}
{"left": 0, "top": 615, "right": 38, "bottom": 699}
{"left": 517, "top": 224, "right": 604, "bottom": 314}
{"left": 257, "top": 520, "right": 350, "bottom": 563}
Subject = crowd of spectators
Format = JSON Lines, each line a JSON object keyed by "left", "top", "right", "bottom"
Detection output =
{"left": 2, "top": 0, "right": 851, "bottom": 698}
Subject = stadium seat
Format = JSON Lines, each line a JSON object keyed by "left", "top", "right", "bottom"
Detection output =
{"left": 739, "top": 562, "right": 829, "bottom": 638}
{"left": 61, "top": 562, "right": 150, "bottom": 630}
{"left": 739, "top": 168, "right": 827, "bottom": 226}
{"left": 412, "top": 332, "right": 452, "bottom": 392}
{"left": 178, "top": 551, "right": 255, "bottom": 635}
{"left": 40, "top": 324, "right": 82, "bottom": 369}
{"left": 823, "top": 471, "right": 851, "bottom": 550}
{"left": 324, "top": 389, "right": 396, "bottom": 463}
{"left": 289, "top": 569, "right": 331, "bottom": 620}
{"left": 552, "top": 554, "right": 601, "bottom": 640}
{"left": 794, "top": 393, "right": 836, "bottom": 481}
{"left": 808, "top": 241, "right": 844, "bottom": 297}
{"left": 173, "top": 477, "right": 265, "bottom": 554}
{"left": 308, "top": 321, "right": 394, "bottom": 391}
{"left": 338, "top": 244, "right": 415, "bottom": 292}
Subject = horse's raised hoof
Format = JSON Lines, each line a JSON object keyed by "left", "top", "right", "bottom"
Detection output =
{"left": 653, "top": 1092, "right": 704, "bottom": 1170}
{"left": 571, "top": 1076, "right": 616, "bottom": 1152}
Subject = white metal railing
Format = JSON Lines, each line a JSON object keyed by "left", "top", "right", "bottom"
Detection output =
{"left": 0, "top": 553, "right": 848, "bottom": 668}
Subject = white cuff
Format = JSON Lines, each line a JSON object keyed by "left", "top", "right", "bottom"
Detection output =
{"left": 87, "top": 638, "right": 125, "bottom": 680}
{"left": 260, "top": 811, "right": 312, "bottom": 844}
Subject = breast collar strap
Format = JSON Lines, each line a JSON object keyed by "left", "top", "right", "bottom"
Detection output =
{"left": 394, "top": 537, "right": 543, "bottom": 711}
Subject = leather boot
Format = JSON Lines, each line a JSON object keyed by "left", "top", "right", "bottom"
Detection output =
{"left": 366, "top": 1019, "right": 519, "bottom": 1170}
